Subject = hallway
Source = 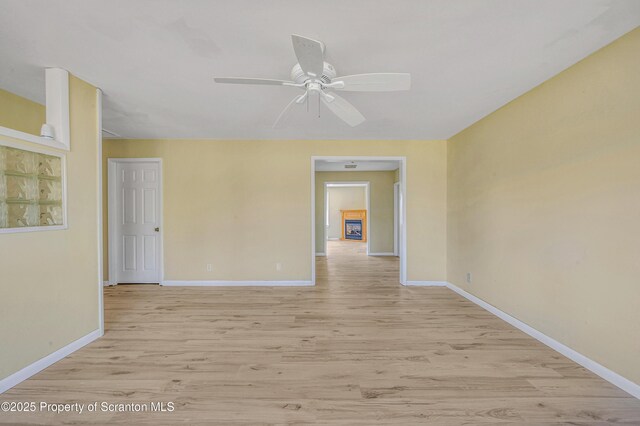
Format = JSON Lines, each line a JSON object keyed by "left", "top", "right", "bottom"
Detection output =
{"left": 320, "top": 240, "right": 399, "bottom": 286}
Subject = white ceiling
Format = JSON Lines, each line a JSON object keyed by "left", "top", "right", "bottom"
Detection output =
{"left": 316, "top": 160, "right": 400, "bottom": 172}
{"left": 0, "top": 1, "right": 638, "bottom": 140}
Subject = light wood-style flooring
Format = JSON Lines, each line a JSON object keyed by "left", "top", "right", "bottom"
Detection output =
{"left": 1, "top": 241, "right": 639, "bottom": 424}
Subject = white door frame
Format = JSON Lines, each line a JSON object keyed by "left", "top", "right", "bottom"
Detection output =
{"left": 311, "top": 156, "right": 407, "bottom": 285}
{"left": 394, "top": 182, "right": 400, "bottom": 257}
{"left": 97, "top": 89, "right": 104, "bottom": 335}
{"left": 107, "top": 158, "right": 164, "bottom": 285}
{"left": 323, "top": 181, "right": 370, "bottom": 256}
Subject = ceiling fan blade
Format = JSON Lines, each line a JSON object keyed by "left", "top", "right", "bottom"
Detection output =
{"left": 291, "top": 35, "right": 324, "bottom": 78}
{"left": 214, "top": 77, "right": 293, "bottom": 86}
{"left": 272, "top": 94, "right": 306, "bottom": 128}
{"left": 321, "top": 93, "right": 365, "bottom": 127}
{"left": 333, "top": 73, "right": 411, "bottom": 92}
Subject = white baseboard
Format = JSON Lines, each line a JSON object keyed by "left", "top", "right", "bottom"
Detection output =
{"left": 405, "top": 281, "right": 447, "bottom": 286}
{"left": 0, "top": 329, "right": 101, "bottom": 394}
{"left": 369, "top": 252, "right": 396, "bottom": 256}
{"left": 102, "top": 280, "right": 115, "bottom": 286}
{"left": 161, "top": 280, "right": 314, "bottom": 287}
{"left": 316, "top": 253, "right": 326, "bottom": 257}
{"left": 444, "top": 282, "right": 640, "bottom": 400}
{"left": 327, "top": 237, "right": 339, "bottom": 241}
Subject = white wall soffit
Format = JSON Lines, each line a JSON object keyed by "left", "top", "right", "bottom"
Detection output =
{"left": 0, "top": 68, "right": 70, "bottom": 151}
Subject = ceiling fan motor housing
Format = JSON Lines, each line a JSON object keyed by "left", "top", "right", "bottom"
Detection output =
{"left": 291, "top": 62, "right": 336, "bottom": 85}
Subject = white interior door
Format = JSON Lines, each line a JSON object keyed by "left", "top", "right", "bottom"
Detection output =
{"left": 114, "top": 161, "right": 161, "bottom": 283}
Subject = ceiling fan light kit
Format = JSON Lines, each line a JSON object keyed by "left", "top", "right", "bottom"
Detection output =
{"left": 214, "top": 34, "right": 411, "bottom": 128}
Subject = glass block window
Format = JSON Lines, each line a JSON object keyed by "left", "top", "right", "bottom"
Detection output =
{"left": 0, "top": 144, "right": 64, "bottom": 230}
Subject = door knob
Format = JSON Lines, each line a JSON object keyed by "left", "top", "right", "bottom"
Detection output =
{"left": 154, "top": 227, "right": 160, "bottom": 232}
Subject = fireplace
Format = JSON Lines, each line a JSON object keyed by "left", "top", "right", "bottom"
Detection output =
{"left": 344, "top": 219, "right": 363, "bottom": 240}
{"left": 340, "top": 209, "right": 367, "bottom": 242}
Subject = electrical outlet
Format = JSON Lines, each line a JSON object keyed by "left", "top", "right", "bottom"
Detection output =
{"left": 206, "top": 263, "right": 213, "bottom": 272}
{"left": 466, "top": 272, "right": 472, "bottom": 284}
{"left": 276, "top": 262, "right": 282, "bottom": 271}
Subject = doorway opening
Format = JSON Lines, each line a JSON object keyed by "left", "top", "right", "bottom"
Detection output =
{"left": 323, "top": 182, "right": 370, "bottom": 257}
{"left": 311, "top": 156, "right": 406, "bottom": 285}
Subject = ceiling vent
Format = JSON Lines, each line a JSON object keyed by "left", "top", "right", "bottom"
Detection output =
{"left": 345, "top": 164, "right": 357, "bottom": 169}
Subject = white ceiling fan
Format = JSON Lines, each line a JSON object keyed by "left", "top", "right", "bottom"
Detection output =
{"left": 214, "top": 35, "right": 411, "bottom": 127}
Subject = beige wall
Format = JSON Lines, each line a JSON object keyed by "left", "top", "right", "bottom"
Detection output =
{"left": 103, "top": 139, "right": 447, "bottom": 282}
{"left": 0, "top": 77, "right": 100, "bottom": 380}
{"left": 0, "top": 88, "right": 45, "bottom": 136}
{"left": 448, "top": 28, "right": 640, "bottom": 384}
{"left": 326, "top": 186, "right": 366, "bottom": 240}
{"left": 316, "top": 171, "right": 396, "bottom": 253}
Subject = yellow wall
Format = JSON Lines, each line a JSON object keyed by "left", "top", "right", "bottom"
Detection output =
{"left": 448, "top": 28, "right": 640, "bottom": 384}
{"left": 103, "top": 139, "right": 447, "bottom": 282}
{"left": 325, "top": 185, "right": 366, "bottom": 240}
{"left": 0, "top": 89, "right": 45, "bottom": 136}
{"left": 0, "top": 77, "right": 100, "bottom": 380}
{"left": 316, "top": 171, "right": 396, "bottom": 253}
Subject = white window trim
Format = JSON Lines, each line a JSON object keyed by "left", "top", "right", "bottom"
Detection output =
{"left": 0, "top": 137, "right": 68, "bottom": 234}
